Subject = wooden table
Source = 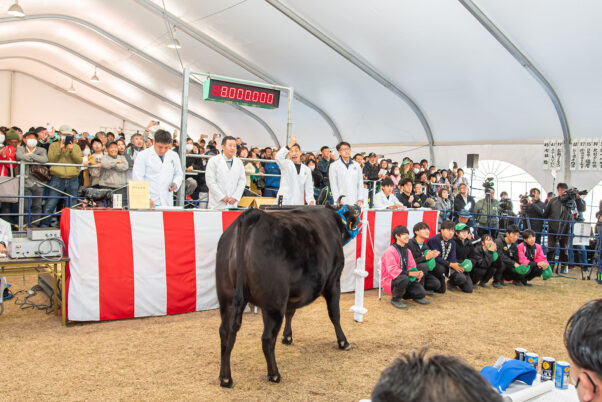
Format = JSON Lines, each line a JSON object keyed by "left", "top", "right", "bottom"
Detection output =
{"left": 0, "top": 256, "right": 69, "bottom": 326}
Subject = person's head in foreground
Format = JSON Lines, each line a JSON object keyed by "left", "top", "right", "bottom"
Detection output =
{"left": 564, "top": 299, "right": 602, "bottom": 402}
{"left": 371, "top": 349, "right": 502, "bottom": 402}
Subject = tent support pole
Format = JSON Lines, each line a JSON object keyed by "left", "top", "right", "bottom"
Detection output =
{"left": 177, "top": 67, "right": 190, "bottom": 207}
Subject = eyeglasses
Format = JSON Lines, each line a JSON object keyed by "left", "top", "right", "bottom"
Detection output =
{"left": 338, "top": 147, "right": 350, "bottom": 152}
{"left": 575, "top": 371, "right": 597, "bottom": 394}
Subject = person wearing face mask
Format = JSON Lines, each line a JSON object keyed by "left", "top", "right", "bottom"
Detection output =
{"left": 274, "top": 136, "right": 315, "bottom": 205}
{"left": 306, "top": 158, "right": 323, "bottom": 197}
{"left": 39, "top": 124, "right": 83, "bottom": 227}
{"left": 390, "top": 165, "right": 401, "bottom": 192}
{"left": 16, "top": 130, "right": 48, "bottom": 225}
{"left": 0, "top": 129, "right": 23, "bottom": 225}
{"left": 413, "top": 163, "right": 421, "bottom": 175}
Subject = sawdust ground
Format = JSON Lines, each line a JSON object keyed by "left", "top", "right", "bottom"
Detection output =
{"left": 0, "top": 272, "right": 599, "bottom": 401}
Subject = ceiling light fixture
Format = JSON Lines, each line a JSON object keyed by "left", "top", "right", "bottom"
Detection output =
{"left": 67, "top": 80, "right": 76, "bottom": 93}
{"left": 90, "top": 67, "right": 100, "bottom": 83}
{"left": 7, "top": 0, "right": 25, "bottom": 17}
{"left": 167, "top": 25, "right": 182, "bottom": 49}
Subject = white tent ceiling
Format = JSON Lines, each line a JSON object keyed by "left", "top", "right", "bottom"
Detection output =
{"left": 1, "top": 0, "right": 601, "bottom": 152}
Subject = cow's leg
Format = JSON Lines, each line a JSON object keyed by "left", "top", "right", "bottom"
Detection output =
{"left": 323, "top": 282, "right": 350, "bottom": 350}
{"left": 281, "top": 307, "right": 296, "bottom": 345}
{"left": 261, "top": 308, "right": 284, "bottom": 383}
{"left": 219, "top": 298, "right": 246, "bottom": 388}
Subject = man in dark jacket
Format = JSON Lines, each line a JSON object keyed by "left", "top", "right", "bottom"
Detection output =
{"left": 471, "top": 234, "right": 497, "bottom": 288}
{"left": 407, "top": 222, "right": 442, "bottom": 295}
{"left": 426, "top": 221, "right": 468, "bottom": 293}
{"left": 451, "top": 223, "right": 474, "bottom": 293}
{"left": 493, "top": 225, "right": 530, "bottom": 287}
{"left": 454, "top": 183, "right": 475, "bottom": 216}
{"left": 543, "top": 183, "right": 586, "bottom": 264}
{"left": 526, "top": 188, "right": 545, "bottom": 243}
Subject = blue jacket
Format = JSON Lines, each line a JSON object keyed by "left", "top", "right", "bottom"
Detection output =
{"left": 426, "top": 234, "right": 457, "bottom": 267}
{"left": 263, "top": 160, "right": 281, "bottom": 189}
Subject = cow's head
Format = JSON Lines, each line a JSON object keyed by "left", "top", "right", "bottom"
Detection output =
{"left": 335, "top": 196, "right": 362, "bottom": 245}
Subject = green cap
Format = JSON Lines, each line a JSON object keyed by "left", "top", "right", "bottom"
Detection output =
{"left": 542, "top": 267, "right": 553, "bottom": 280}
{"left": 455, "top": 223, "right": 469, "bottom": 231}
{"left": 460, "top": 259, "right": 473, "bottom": 272}
{"left": 492, "top": 251, "right": 498, "bottom": 262}
{"left": 424, "top": 250, "right": 436, "bottom": 271}
{"left": 401, "top": 160, "right": 411, "bottom": 166}
{"left": 513, "top": 264, "right": 530, "bottom": 276}
{"left": 5, "top": 128, "right": 20, "bottom": 141}
{"left": 408, "top": 267, "right": 418, "bottom": 282}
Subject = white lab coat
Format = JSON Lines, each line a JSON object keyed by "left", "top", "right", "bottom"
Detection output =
{"left": 373, "top": 191, "right": 404, "bottom": 209}
{"left": 328, "top": 158, "right": 365, "bottom": 205}
{"left": 205, "top": 153, "right": 246, "bottom": 210}
{"left": 0, "top": 218, "right": 12, "bottom": 303}
{"left": 274, "top": 147, "right": 315, "bottom": 205}
{"left": 132, "top": 146, "right": 183, "bottom": 207}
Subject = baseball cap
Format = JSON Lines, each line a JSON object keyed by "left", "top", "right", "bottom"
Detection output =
{"left": 481, "top": 359, "right": 537, "bottom": 393}
{"left": 455, "top": 223, "right": 469, "bottom": 231}
{"left": 458, "top": 210, "right": 471, "bottom": 218}
{"left": 59, "top": 124, "right": 73, "bottom": 134}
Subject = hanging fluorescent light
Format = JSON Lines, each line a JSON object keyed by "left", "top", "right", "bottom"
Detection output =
{"left": 7, "top": 0, "right": 25, "bottom": 17}
{"left": 67, "top": 80, "right": 76, "bottom": 93}
{"left": 167, "top": 25, "right": 182, "bottom": 49}
{"left": 90, "top": 67, "right": 100, "bottom": 83}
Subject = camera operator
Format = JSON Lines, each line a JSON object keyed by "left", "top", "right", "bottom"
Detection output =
{"left": 474, "top": 183, "right": 500, "bottom": 238}
{"left": 543, "top": 183, "right": 586, "bottom": 266}
{"left": 525, "top": 188, "right": 545, "bottom": 243}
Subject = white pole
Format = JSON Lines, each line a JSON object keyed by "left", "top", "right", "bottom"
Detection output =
{"left": 350, "top": 209, "right": 368, "bottom": 322}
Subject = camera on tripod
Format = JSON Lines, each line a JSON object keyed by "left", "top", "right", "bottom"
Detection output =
{"left": 560, "top": 187, "right": 588, "bottom": 219}
{"left": 482, "top": 177, "right": 494, "bottom": 192}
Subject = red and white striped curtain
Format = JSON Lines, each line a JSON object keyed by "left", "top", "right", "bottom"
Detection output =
{"left": 61, "top": 209, "right": 438, "bottom": 322}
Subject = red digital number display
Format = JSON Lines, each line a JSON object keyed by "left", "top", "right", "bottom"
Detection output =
{"left": 205, "top": 79, "right": 280, "bottom": 109}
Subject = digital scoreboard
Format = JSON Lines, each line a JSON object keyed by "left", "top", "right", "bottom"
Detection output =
{"left": 203, "top": 78, "right": 280, "bottom": 109}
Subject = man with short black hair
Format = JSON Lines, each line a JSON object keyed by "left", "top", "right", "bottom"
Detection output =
{"left": 35, "top": 126, "right": 50, "bottom": 151}
{"left": 564, "top": 299, "right": 602, "bottom": 402}
{"left": 526, "top": 188, "right": 545, "bottom": 243}
{"left": 373, "top": 178, "right": 403, "bottom": 209}
{"left": 426, "top": 221, "right": 466, "bottom": 293}
{"left": 380, "top": 225, "right": 431, "bottom": 309}
{"left": 454, "top": 183, "right": 475, "bottom": 215}
{"left": 493, "top": 225, "right": 530, "bottom": 287}
{"left": 452, "top": 223, "right": 475, "bottom": 292}
{"left": 407, "top": 222, "right": 442, "bottom": 295}
{"left": 412, "top": 182, "right": 428, "bottom": 208}
{"left": 274, "top": 136, "right": 314, "bottom": 205}
{"left": 328, "top": 141, "right": 365, "bottom": 206}
{"left": 205, "top": 135, "right": 246, "bottom": 209}
{"left": 371, "top": 349, "right": 503, "bottom": 402}
{"left": 471, "top": 234, "right": 497, "bottom": 288}
{"left": 397, "top": 178, "right": 415, "bottom": 208}
{"left": 132, "top": 129, "right": 183, "bottom": 207}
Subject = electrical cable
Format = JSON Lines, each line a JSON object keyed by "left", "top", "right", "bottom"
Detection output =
{"left": 161, "top": 0, "right": 185, "bottom": 71}
{"left": 36, "top": 237, "right": 66, "bottom": 262}
{"left": 13, "top": 285, "right": 54, "bottom": 314}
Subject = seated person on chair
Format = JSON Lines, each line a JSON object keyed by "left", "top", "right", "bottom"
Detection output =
{"left": 471, "top": 234, "right": 497, "bottom": 288}
{"left": 493, "top": 225, "right": 530, "bottom": 288}
{"left": 426, "top": 221, "right": 469, "bottom": 293}
{"left": 452, "top": 223, "right": 475, "bottom": 292}
{"left": 407, "top": 222, "right": 442, "bottom": 295}
{"left": 380, "top": 225, "right": 431, "bottom": 310}
{"left": 373, "top": 178, "right": 404, "bottom": 210}
{"left": 517, "top": 229, "right": 548, "bottom": 286}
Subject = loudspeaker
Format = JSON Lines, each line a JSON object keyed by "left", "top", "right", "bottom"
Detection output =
{"left": 467, "top": 154, "right": 479, "bottom": 169}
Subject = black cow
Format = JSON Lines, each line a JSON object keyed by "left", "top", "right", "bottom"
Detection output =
{"left": 215, "top": 202, "right": 361, "bottom": 387}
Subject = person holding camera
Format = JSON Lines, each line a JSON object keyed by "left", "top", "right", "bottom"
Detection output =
{"left": 543, "top": 183, "right": 586, "bottom": 266}
{"left": 525, "top": 188, "right": 545, "bottom": 243}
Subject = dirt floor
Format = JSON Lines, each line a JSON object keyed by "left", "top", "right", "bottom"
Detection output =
{"left": 0, "top": 271, "right": 600, "bottom": 401}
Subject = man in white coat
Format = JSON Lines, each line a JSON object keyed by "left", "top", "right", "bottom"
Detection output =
{"left": 328, "top": 141, "right": 365, "bottom": 206}
{"left": 373, "top": 177, "right": 404, "bottom": 210}
{"left": 275, "top": 136, "right": 315, "bottom": 206}
{"left": 205, "top": 136, "right": 246, "bottom": 210}
{"left": 132, "top": 129, "right": 183, "bottom": 207}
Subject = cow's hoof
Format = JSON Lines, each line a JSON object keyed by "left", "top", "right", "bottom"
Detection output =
{"left": 282, "top": 336, "right": 293, "bottom": 345}
{"left": 338, "top": 340, "right": 351, "bottom": 350}
{"left": 219, "top": 377, "right": 233, "bottom": 388}
{"left": 268, "top": 374, "right": 281, "bottom": 383}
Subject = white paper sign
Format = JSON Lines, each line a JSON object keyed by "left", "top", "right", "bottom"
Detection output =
{"left": 573, "top": 222, "right": 590, "bottom": 246}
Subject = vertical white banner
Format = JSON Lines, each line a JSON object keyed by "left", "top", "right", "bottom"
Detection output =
{"left": 543, "top": 140, "right": 551, "bottom": 170}
{"left": 570, "top": 141, "right": 578, "bottom": 170}
{"left": 592, "top": 138, "right": 600, "bottom": 170}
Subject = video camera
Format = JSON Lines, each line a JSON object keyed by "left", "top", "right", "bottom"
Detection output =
{"left": 482, "top": 177, "right": 494, "bottom": 192}
{"left": 560, "top": 187, "right": 588, "bottom": 219}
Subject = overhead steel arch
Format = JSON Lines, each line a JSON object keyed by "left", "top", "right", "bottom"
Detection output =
{"left": 0, "top": 56, "right": 180, "bottom": 128}
{"left": 266, "top": 0, "right": 435, "bottom": 161}
{"left": 132, "top": 0, "right": 343, "bottom": 143}
{"left": 458, "top": 0, "right": 571, "bottom": 179}
{"left": 0, "top": 38, "right": 228, "bottom": 136}
{"left": 1, "top": 69, "right": 146, "bottom": 129}
{"left": 0, "top": 14, "right": 281, "bottom": 146}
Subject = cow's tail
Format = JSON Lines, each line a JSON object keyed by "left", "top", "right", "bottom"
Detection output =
{"left": 230, "top": 208, "right": 263, "bottom": 332}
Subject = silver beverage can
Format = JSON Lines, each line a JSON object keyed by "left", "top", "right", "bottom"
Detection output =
{"left": 541, "top": 357, "right": 555, "bottom": 382}
{"left": 514, "top": 347, "right": 527, "bottom": 361}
